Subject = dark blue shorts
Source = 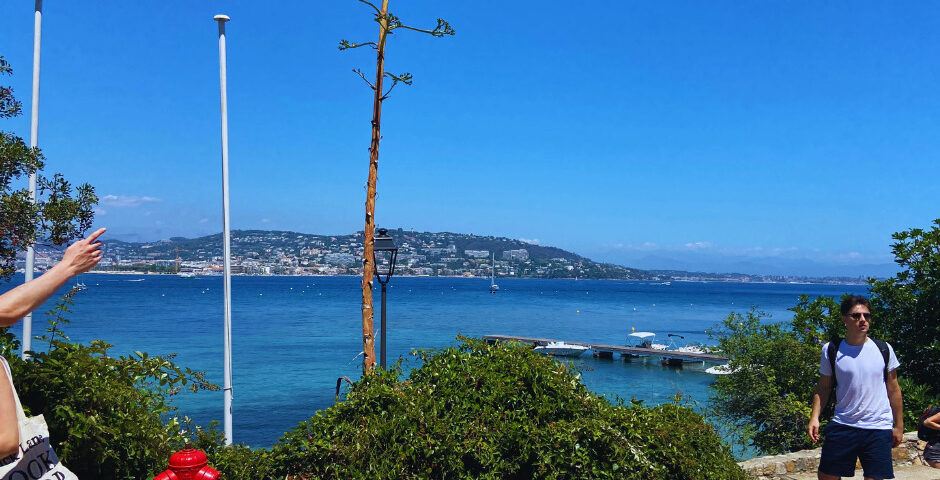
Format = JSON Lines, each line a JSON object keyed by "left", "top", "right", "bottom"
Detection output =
{"left": 819, "top": 422, "right": 894, "bottom": 479}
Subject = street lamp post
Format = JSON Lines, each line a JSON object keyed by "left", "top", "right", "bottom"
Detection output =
{"left": 373, "top": 228, "right": 398, "bottom": 368}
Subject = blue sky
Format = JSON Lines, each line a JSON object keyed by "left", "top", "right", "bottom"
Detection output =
{"left": 1, "top": 1, "right": 938, "bottom": 276}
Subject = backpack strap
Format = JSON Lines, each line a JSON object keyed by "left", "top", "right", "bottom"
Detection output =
{"left": 870, "top": 338, "right": 891, "bottom": 380}
{"left": 827, "top": 338, "right": 842, "bottom": 388}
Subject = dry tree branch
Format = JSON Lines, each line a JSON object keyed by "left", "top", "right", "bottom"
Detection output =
{"left": 339, "top": 39, "right": 378, "bottom": 51}
{"left": 355, "top": 0, "right": 382, "bottom": 14}
{"left": 381, "top": 72, "right": 413, "bottom": 100}
{"left": 354, "top": 69, "right": 377, "bottom": 90}
{"left": 392, "top": 18, "right": 455, "bottom": 37}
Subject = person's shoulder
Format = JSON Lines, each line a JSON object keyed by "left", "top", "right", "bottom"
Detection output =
{"left": 868, "top": 337, "right": 893, "bottom": 350}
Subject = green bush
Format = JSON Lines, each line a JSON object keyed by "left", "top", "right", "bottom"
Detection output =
{"left": 0, "top": 292, "right": 218, "bottom": 480}
{"left": 265, "top": 337, "right": 745, "bottom": 479}
{"left": 707, "top": 302, "right": 834, "bottom": 455}
{"left": 869, "top": 219, "right": 940, "bottom": 398}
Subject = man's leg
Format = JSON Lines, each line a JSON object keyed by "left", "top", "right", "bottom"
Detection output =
{"left": 819, "top": 423, "right": 860, "bottom": 479}
{"left": 858, "top": 428, "right": 894, "bottom": 480}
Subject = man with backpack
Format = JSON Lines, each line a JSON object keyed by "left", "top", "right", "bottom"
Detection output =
{"left": 808, "top": 295, "right": 903, "bottom": 480}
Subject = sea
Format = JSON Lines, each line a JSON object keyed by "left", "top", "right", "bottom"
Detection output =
{"left": 1, "top": 273, "right": 867, "bottom": 452}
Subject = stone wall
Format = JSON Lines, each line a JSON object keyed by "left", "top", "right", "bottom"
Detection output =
{"left": 738, "top": 432, "right": 929, "bottom": 479}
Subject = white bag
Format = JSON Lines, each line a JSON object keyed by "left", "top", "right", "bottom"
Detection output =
{"left": 0, "top": 357, "right": 77, "bottom": 480}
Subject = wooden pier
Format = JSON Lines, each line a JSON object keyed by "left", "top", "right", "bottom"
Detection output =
{"left": 482, "top": 334, "right": 728, "bottom": 364}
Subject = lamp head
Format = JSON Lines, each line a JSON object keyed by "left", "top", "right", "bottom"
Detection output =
{"left": 373, "top": 228, "right": 398, "bottom": 284}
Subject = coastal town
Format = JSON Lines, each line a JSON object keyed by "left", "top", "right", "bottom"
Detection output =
{"left": 24, "top": 229, "right": 868, "bottom": 284}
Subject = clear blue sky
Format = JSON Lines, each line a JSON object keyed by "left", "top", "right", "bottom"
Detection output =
{"left": 1, "top": 1, "right": 938, "bottom": 276}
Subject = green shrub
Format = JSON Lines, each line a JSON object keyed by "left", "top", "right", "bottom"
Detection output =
{"left": 266, "top": 337, "right": 745, "bottom": 479}
{"left": 707, "top": 302, "right": 835, "bottom": 455}
{"left": 0, "top": 292, "right": 218, "bottom": 480}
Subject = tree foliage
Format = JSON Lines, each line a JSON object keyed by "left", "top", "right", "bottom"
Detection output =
{"left": 0, "top": 56, "right": 96, "bottom": 279}
{"left": 869, "top": 219, "right": 940, "bottom": 397}
{"left": 243, "top": 337, "right": 745, "bottom": 479}
{"left": 707, "top": 301, "right": 841, "bottom": 455}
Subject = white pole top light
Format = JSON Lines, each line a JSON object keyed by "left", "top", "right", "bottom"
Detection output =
{"left": 214, "top": 14, "right": 230, "bottom": 22}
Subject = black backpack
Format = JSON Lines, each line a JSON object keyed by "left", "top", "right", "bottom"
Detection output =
{"left": 827, "top": 337, "right": 891, "bottom": 389}
{"left": 918, "top": 406, "right": 940, "bottom": 442}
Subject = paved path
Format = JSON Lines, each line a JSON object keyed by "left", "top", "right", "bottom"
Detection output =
{"left": 783, "top": 464, "right": 940, "bottom": 479}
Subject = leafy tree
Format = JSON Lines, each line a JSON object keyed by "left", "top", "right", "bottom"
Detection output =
{"left": 260, "top": 337, "right": 745, "bottom": 479}
{"left": 707, "top": 304, "right": 834, "bottom": 455}
{"left": 341, "top": 1, "right": 454, "bottom": 372}
{"left": 0, "top": 56, "right": 96, "bottom": 279}
{"left": 869, "top": 219, "right": 940, "bottom": 398}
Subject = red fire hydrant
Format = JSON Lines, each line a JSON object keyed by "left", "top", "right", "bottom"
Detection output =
{"left": 153, "top": 444, "right": 220, "bottom": 480}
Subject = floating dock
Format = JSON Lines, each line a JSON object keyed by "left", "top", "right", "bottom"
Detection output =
{"left": 482, "top": 334, "right": 728, "bottom": 365}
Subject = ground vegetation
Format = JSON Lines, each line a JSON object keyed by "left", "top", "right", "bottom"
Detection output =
{"left": 198, "top": 338, "right": 745, "bottom": 479}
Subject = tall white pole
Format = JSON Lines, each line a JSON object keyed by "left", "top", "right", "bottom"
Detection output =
{"left": 215, "top": 14, "right": 234, "bottom": 446}
{"left": 23, "top": 0, "right": 43, "bottom": 360}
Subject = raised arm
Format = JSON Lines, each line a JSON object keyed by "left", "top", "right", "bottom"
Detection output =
{"left": 886, "top": 369, "right": 903, "bottom": 447}
{"left": 0, "top": 228, "right": 105, "bottom": 327}
{"left": 926, "top": 410, "right": 940, "bottom": 431}
{"left": 808, "top": 373, "right": 833, "bottom": 443}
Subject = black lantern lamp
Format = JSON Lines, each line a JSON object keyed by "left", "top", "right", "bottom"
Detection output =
{"left": 373, "top": 228, "right": 398, "bottom": 367}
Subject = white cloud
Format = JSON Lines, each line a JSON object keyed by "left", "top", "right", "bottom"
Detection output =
{"left": 199, "top": 218, "right": 209, "bottom": 224}
{"left": 100, "top": 194, "right": 161, "bottom": 207}
{"left": 261, "top": 218, "right": 270, "bottom": 223}
{"left": 683, "top": 241, "right": 713, "bottom": 250}
{"left": 94, "top": 207, "right": 107, "bottom": 216}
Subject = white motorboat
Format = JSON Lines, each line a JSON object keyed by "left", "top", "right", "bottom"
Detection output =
{"left": 628, "top": 331, "right": 668, "bottom": 350}
{"left": 675, "top": 342, "right": 708, "bottom": 354}
{"left": 705, "top": 364, "right": 739, "bottom": 375}
{"left": 534, "top": 341, "right": 589, "bottom": 357}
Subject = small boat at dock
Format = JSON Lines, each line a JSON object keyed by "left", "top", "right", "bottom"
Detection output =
{"left": 534, "top": 341, "right": 589, "bottom": 357}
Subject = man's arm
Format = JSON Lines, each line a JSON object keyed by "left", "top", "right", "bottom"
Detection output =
{"left": 808, "top": 374, "right": 832, "bottom": 443}
{"left": 0, "top": 228, "right": 105, "bottom": 327}
{"left": 886, "top": 369, "right": 903, "bottom": 447}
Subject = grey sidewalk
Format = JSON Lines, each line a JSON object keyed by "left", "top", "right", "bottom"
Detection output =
{"left": 783, "top": 464, "right": 940, "bottom": 479}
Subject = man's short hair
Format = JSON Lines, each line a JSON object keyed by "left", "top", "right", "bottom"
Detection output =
{"left": 840, "top": 295, "right": 870, "bottom": 317}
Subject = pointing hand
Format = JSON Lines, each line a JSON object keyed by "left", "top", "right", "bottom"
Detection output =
{"left": 60, "top": 228, "right": 106, "bottom": 276}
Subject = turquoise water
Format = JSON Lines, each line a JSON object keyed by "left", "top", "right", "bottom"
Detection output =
{"left": 2, "top": 274, "right": 866, "bottom": 449}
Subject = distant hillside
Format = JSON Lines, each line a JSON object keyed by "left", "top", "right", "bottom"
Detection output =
{"left": 41, "top": 228, "right": 868, "bottom": 283}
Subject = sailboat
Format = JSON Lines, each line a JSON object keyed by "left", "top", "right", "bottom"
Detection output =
{"left": 489, "top": 253, "right": 499, "bottom": 293}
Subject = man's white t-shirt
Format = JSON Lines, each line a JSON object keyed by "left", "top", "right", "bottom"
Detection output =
{"left": 819, "top": 338, "right": 900, "bottom": 430}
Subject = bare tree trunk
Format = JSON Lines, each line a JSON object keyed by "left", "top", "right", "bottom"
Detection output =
{"left": 361, "top": 0, "right": 390, "bottom": 374}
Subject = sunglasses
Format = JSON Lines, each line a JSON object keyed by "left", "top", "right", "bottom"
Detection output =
{"left": 850, "top": 312, "right": 872, "bottom": 321}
